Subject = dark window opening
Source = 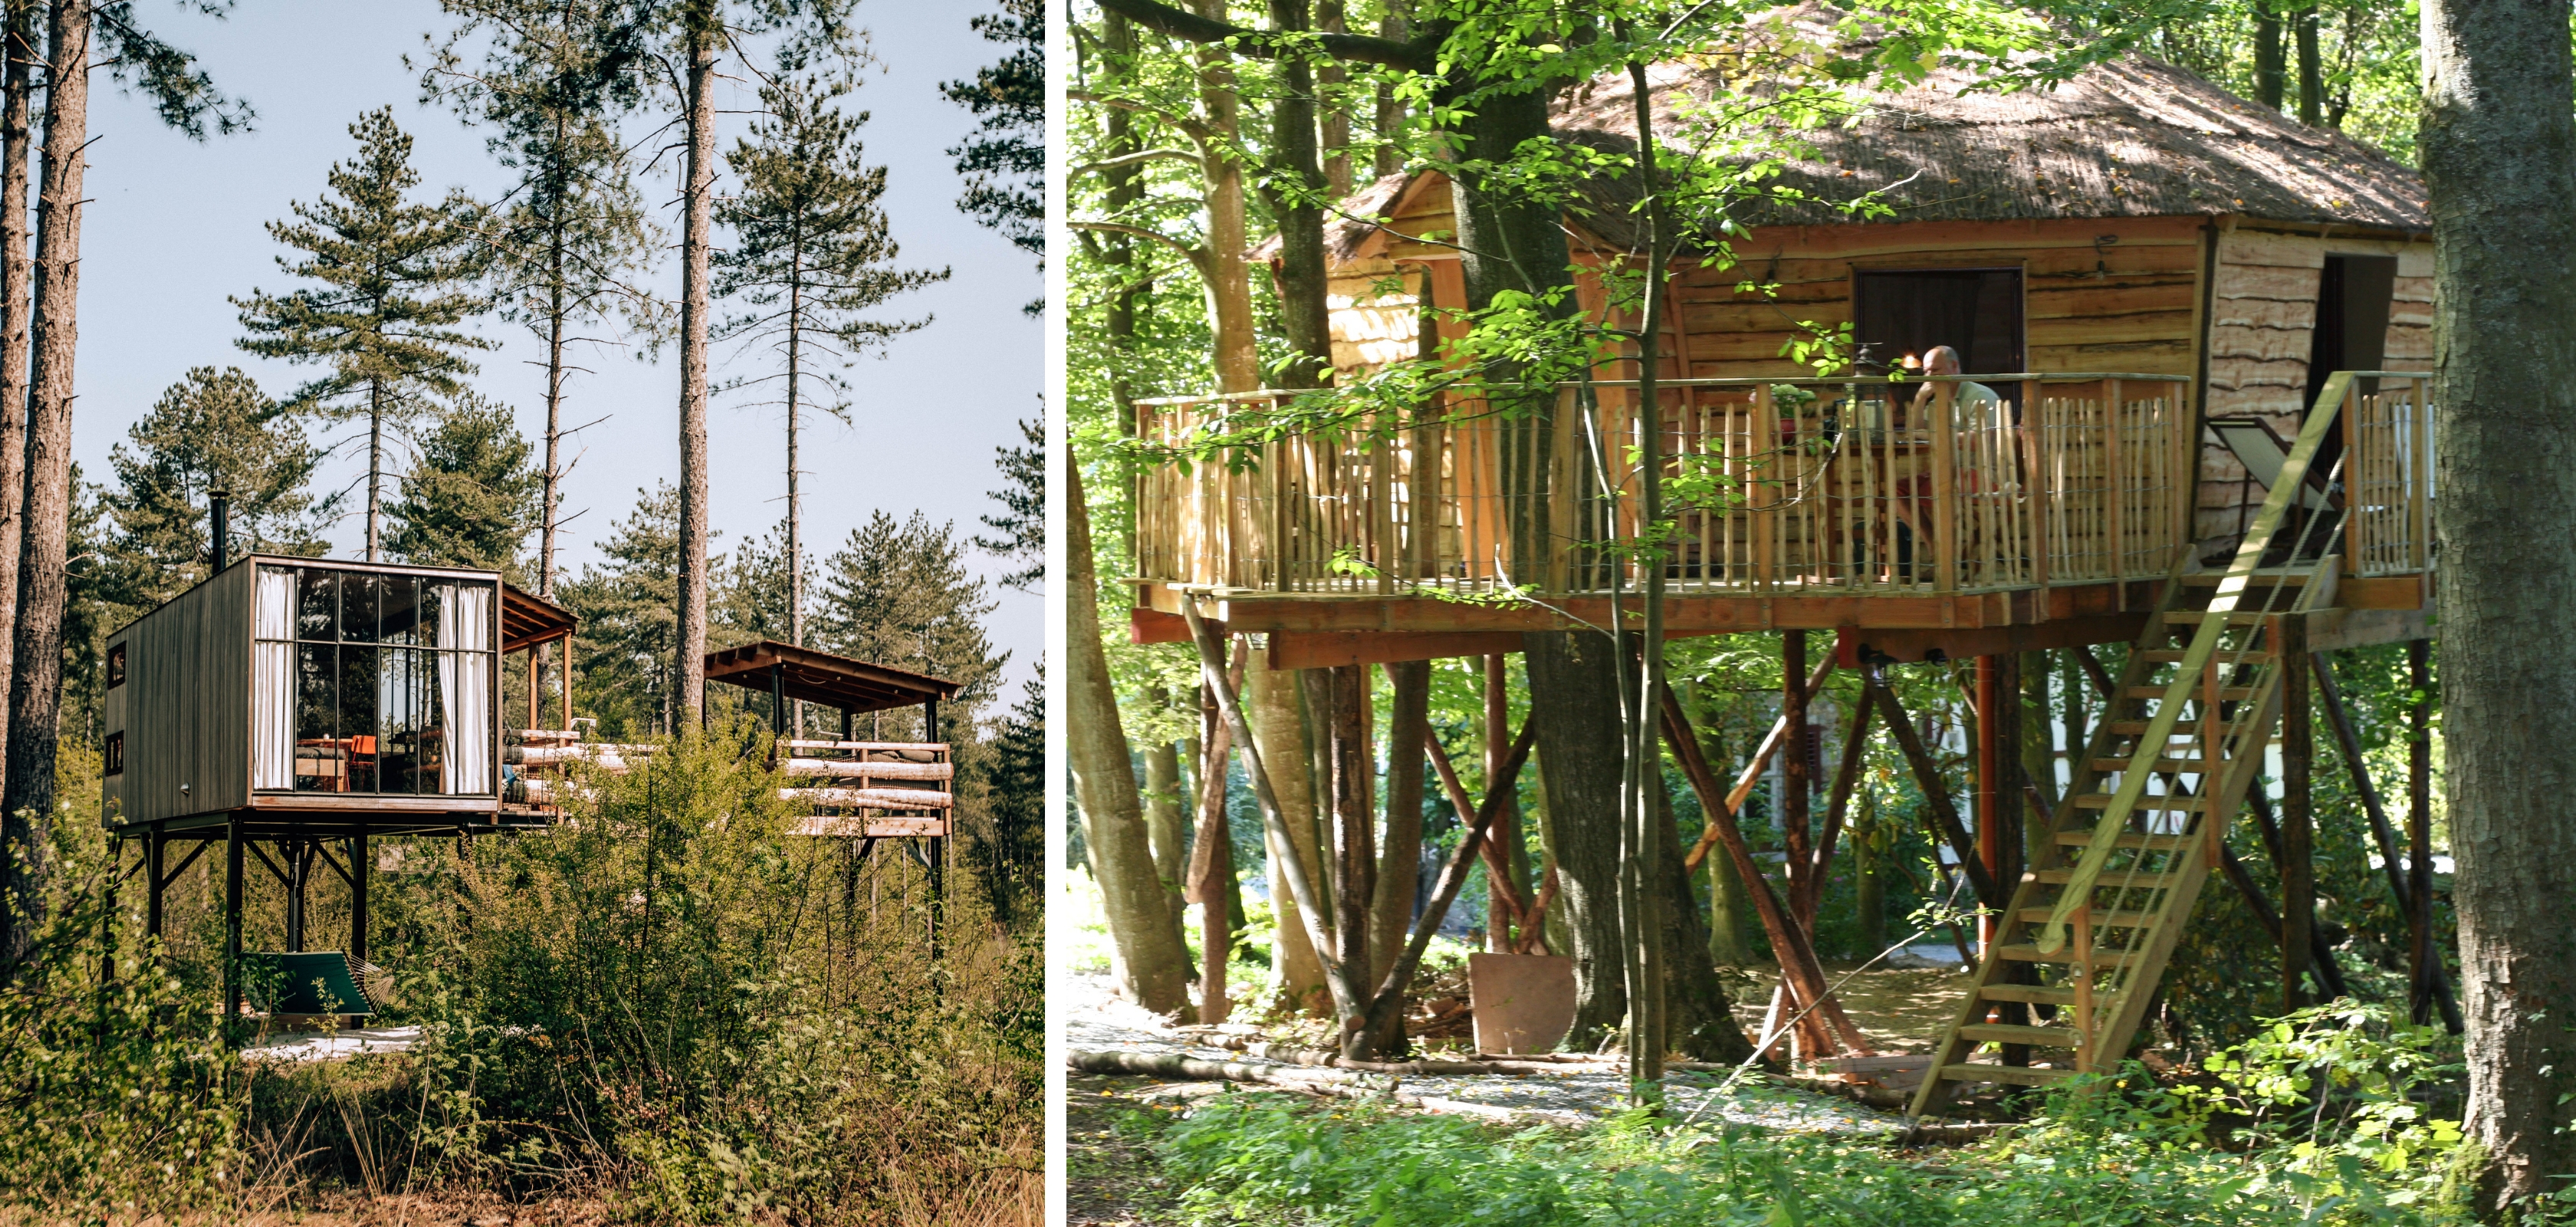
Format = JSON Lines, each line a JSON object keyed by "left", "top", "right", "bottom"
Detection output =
{"left": 107, "top": 643, "right": 124, "bottom": 689}
{"left": 104, "top": 732, "right": 122, "bottom": 777}
{"left": 1853, "top": 268, "right": 2026, "bottom": 381}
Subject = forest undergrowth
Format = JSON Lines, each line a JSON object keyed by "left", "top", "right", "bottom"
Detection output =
{"left": 0, "top": 729, "right": 1040, "bottom": 1225}
{"left": 1109, "top": 1001, "right": 2547, "bottom": 1227}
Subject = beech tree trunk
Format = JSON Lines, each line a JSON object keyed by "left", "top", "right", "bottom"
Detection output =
{"left": 1186, "top": 0, "right": 1257, "bottom": 393}
{"left": 1144, "top": 735, "right": 1191, "bottom": 965}
{"left": 1654, "top": 774, "right": 1754, "bottom": 1061}
{"left": 2, "top": 0, "right": 88, "bottom": 947}
{"left": 671, "top": 3, "right": 715, "bottom": 723}
{"left": 1066, "top": 458, "right": 1191, "bottom": 1012}
{"left": 1526, "top": 627, "right": 1630, "bottom": 1048}
{"left": 1247, "top": 666, "right": 1329, "bottom": 1013}
{"left": 1371, "top": 660, "right": 1428, "bottom": 985}
{"left": 2420, "top": 0, "right": 2576, "bottom": 1203}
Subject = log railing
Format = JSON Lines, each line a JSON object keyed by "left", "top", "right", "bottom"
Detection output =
{"left": 1133, "top": 374, "right": 2196, "bottom": 599}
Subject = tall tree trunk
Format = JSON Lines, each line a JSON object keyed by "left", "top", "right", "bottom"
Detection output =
{"left": 1187, "top": 0, "right": 1257, "bottom": 393}
{"left": 1262, "top": 0, "right": 1332, "bottom": 390}
{"left": 2, "top": 0, "right": 86, "bottom": 951}
{"left": 2421, "top": 0, "right": 2576, "bottom": 1203}
{"left": 1371, "top": 660, "right": 1428, "bottom": 985}
{"left": 2295, "top": 6, "right": 2322, "bottom": 126}
{"left": 1527, "top": 627, "right": 1628, "bottom": 1048}
{"left": 1246, "top": 666, "right": 1328, "bottom": 1013}
{"left": 1326, "top": 664, "right": 1374, "bottom": 1035}
{"left": 1067, "top": 457, "right": 1191, "bottom": 1012}
{"left": 1316, "top": 1, "right": 1351, "bottom": 199}
{"left": 2256, "top": 9, "right": 2285, "bottom": 110}
{"left": 1144, "top": 735, "right": 1191, "bottom": 965}
{"left": 1654, "top": 772, "right": 1753, "bottom": 1061}
{"left": 1372, "top": 8, "right": 1406, "bottom": 179}
{"left": 784, "top": 251, "right": 805, "bottom": 734}
{"left": 672, "top": 3, "right": 716, "bottom": 724}
{"left": 366, "top": 380, "right": 385, "bottom": 561}
{"left": 0, "top": 0, "right": 35, "bottom": 808}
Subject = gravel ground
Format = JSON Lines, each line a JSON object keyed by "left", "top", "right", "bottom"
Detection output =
{"left": 1066, "top": 972, "right": 1914, "bottom": 1135}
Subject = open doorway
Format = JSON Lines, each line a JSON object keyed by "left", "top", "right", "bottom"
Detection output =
{"left": 2302, "top": 253, "right": 2397, "bottom": 475}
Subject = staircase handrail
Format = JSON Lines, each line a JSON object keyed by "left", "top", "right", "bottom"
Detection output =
{"left": 2035, "top": 370, "right": 2356, "bottom": 954}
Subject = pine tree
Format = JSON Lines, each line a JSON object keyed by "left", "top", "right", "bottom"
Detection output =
{"left": 812, "top": 511, "right": 1004, "bottom": 743}
{"left": 942, "top": 0, "right": 1043, "bottom": 285}
{"left": 715, "top": 65, "right": 947, "bottom": 685}
{"left": 385, "top": 393, "right": 543, "bottom": 572}
{"left": 557, "top": 484, "right": 682, "bottom": 737}
{"left": 425, "top": 0, "right": 662, "bottom": 598}
{"left": 99, "top": 366, "right": 329, "bottom": 607}
{"left": 984, "top": 665, "right": 1043, "bottom": 924}
{"left": 233, "top": 106, "right": 492, "bottom": 562}
{"left": 974, "top": 413, "right": 1042, "bottom": 591}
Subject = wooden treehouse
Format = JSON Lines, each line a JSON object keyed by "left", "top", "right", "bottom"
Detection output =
{"left": 1125, "top": 28, "right": 2440, "bottom": 1114}
{"left": 103, "top": 531, "right": 961, "bottom": 1027}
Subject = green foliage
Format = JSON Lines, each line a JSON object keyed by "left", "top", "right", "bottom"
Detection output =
{"left": 0, "top": 811, "right": 242, "bottom": 1219}
{"left": 99, "top": 366, "right": 332, "bottom": 607}
{"left": 811, "top": 510, "right": 1009, "bottom": 732}
{"left": 560, "top": 483, "right": 685, "bottom": 737}
{"left": 385, "top": 390, "right": 544, "bottom": 573}
{"left": 941, "top": 0, "right": 1046, "bottom": 275}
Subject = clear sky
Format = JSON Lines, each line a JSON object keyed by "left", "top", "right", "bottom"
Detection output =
{"left": 74, "top": 1, "right": 1041, "bottom": 693}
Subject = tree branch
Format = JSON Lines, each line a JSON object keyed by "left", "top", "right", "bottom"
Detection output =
{"left": 1094, "top": 0, "right": 1432, "bottom": 69}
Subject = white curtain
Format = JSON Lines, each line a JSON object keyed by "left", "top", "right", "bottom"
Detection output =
{"left": 252, "top": 568, "right": 296, "bottom": 789}
{"left": 439, "top": 584, "right": 493, "bottom": 794}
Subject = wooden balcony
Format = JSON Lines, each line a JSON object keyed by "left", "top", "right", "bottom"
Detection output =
{"left": 1129, "top": 373, "right": 2435, "bottom": 663}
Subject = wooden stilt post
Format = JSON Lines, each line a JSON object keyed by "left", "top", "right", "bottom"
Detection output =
{"left": 2407, "top": 638, "right": 2436, "bottom": 1026}
{"left": 1779, "top": 631, "right": 1824, "bottom": 1056}
{"left": 2280, "top": 617, "right": 2313, "bottom": 1011}
{"left": 146, "top": 824, "right": 164, "bottom": 942}
{"left": 350, "top": 824, "right": 370, "bottom": 968}
{"left": 1190, "top": 663, "right": 1236, "bottom": 1025}
{"left": 1484, "top": 653, "right": 1518, "bottom": 952}
{"left": 1973, "top": 656, "right": 1999, "bottom": 955}
{"left": 560, "top": 633, "right": 573, "bottom": 729}
{"left": 924, "top": 695, "right": 941, "bottom": 969}
{"left": 1329, "top": 664, "right": 1375, "bottom": 1024}
{"left": 284, "top": 836, "right": 306, "bottom": 952}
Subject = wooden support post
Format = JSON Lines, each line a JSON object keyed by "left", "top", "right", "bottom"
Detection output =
{"left": 146, "top": 824, "right": 164, "bottom": 941}
{"left": 560, "top": 635, "right": 573, "bottom": 729}
{"left": 1189, "top": 667, "right": 1237, "bottom": 1025}
{"left": 1660, "top": 684, "right": 1874, "bottom": 1057}
{"left": 2070, "top": 903, "right": 2095, "bottom": 1071}
{"left": 527, "top": 647, "right": 540, "bottom": 732}
{"left": 224, "top": 812, "right": 243, "bottom": 1028}
{"left": 1781, "top": 631, "right": 1812, "bottom": 900}
{"left": 2280, "top": 617, "right": 2313, "bottom": 1011}
{"left": 1484, "top": 653, "right": 1520, "bottom": 951}
{"left": 770, "top": 660, "right": 787, "bottom": 737}
{"left": 841, "top": 706, "right": 854, "bottom": 743}
{"left": 2408, "top": 638, "right": 2439, "bottom": 1027}
{"left": 284, "top": 837, "right": 307, "bottom": 952}
{"left": 1973, "top": 656, "right": 1999, "bottom": 954}
{"left": 350, "top": 824, "right": 370, "bottom": 967}
{"left": 1682, "top": 653, "right": 1835, "bottom": 873}
{"left": 1867, "top": 677, "right": 1999, "bottom": 908}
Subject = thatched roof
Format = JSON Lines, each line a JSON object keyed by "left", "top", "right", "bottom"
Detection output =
{"left": 1311, "top": 12, "right": 2425, "bottom": 263}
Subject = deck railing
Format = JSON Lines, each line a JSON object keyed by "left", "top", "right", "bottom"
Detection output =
{"left": 2335, "top": 373, "right": 2434, "bottom": 579}
{"left": 1133, "top": 374, "right": 2199, "bottom": 599}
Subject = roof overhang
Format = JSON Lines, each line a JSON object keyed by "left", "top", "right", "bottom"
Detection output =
{"left": 501, "top": 584, "right": 579, "bottom": 654}
{"left": 703, "top": 640, "right": 960, "bottom": 714}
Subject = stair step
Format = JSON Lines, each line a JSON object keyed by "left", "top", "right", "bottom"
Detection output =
{"left": 1978, "top": 983, "right": 2078, "bottom": 1005}
{"left": 1997, "top": 943, "right": 2141, "bottom": 968}
{"left": 2088, "top": 756, "right": 2213, "bottom": 773}
{"left": 2140, "top": 648, "right": 2275, "bottom": 664}
{"left": 1960, "top": 1023, "right": 2088, "bottom": 1048}
{"left": 2071, "top": 794, "right": 2204, "bottom": 813}
{"left": 2181, "top": 570, "right": 2313, "bottom": 587}
{"left": 2124, "top": 686, "right": 2259, "bottom": 702}
{"left": 2033, "top": 866, "right": 2182, "bottom": 887}
{"left": 2161, "top": 610, "right": 2272, "bottom": 625}
{"left": 1936, "top": 1062, "right": 2078, "bottom": 1087}
{"left": 2053, "top": 827, "right": 2192, "bottom": 849}
{"left": 2014, "top": 907, "right": 2158, "bottom": 927}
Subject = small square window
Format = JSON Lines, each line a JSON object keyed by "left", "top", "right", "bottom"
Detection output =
{"left": 107, "top": 643, "right": 125, "bottom": 689}
{"left": 104, "top": 732, "right": 122, "bottom": 777}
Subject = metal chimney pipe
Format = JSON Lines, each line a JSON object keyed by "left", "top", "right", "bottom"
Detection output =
{"left": 209, "top": 488, "right": 232, "bottom": 574}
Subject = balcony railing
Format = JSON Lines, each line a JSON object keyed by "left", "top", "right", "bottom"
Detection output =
{"left": 1135, "top": 374, "right": 2206, "bottom": 599}
{"left": 2335, "top": 373, "right": 2434, "bottom": 580}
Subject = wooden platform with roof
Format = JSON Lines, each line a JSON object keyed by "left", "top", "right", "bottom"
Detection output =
{"left": 1126, "top": 15, "right": 2448, "bottom": 1117}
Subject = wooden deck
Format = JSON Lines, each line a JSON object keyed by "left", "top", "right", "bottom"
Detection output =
{"left": 1129, "top": 373, "right": 2435, "bottom": 660}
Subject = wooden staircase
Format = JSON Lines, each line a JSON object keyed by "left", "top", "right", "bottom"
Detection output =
{"left": 1907, "top": 374, "right": 2358, "bottom": 1118}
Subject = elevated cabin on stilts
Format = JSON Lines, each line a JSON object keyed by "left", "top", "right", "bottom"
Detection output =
{"left": 104, "top": 551, "right": 573, "bottom": 1027}
{"left": 1126, "top": 23, "right": 2445, "bottom": 1113}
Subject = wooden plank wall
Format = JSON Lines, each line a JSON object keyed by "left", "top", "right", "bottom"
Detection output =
{"left": 2201, "top": 226, "right": 2433, "bottom": 541}
{"left": 105, "top": 561, "right": 251, "bottom": 825}
{"left": 1312, "top": 182, "right": 2438, "bottom": 562}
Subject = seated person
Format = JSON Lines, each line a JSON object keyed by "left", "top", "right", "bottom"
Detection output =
{"left": 1905, "top": 345, "right": 2003, "bottom": 426}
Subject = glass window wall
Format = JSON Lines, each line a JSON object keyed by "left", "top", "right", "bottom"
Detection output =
{"left": 255, "top": 564, "right": 496, "bottom": 795}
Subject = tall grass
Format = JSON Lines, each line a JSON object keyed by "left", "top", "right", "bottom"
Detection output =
{"left": 0, "top": 722, "right": 1040, "bottom": 1224}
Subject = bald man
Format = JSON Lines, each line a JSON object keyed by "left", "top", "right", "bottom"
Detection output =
{"left": 1907, "top": 344, "right": 2002, "bottom": 425}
